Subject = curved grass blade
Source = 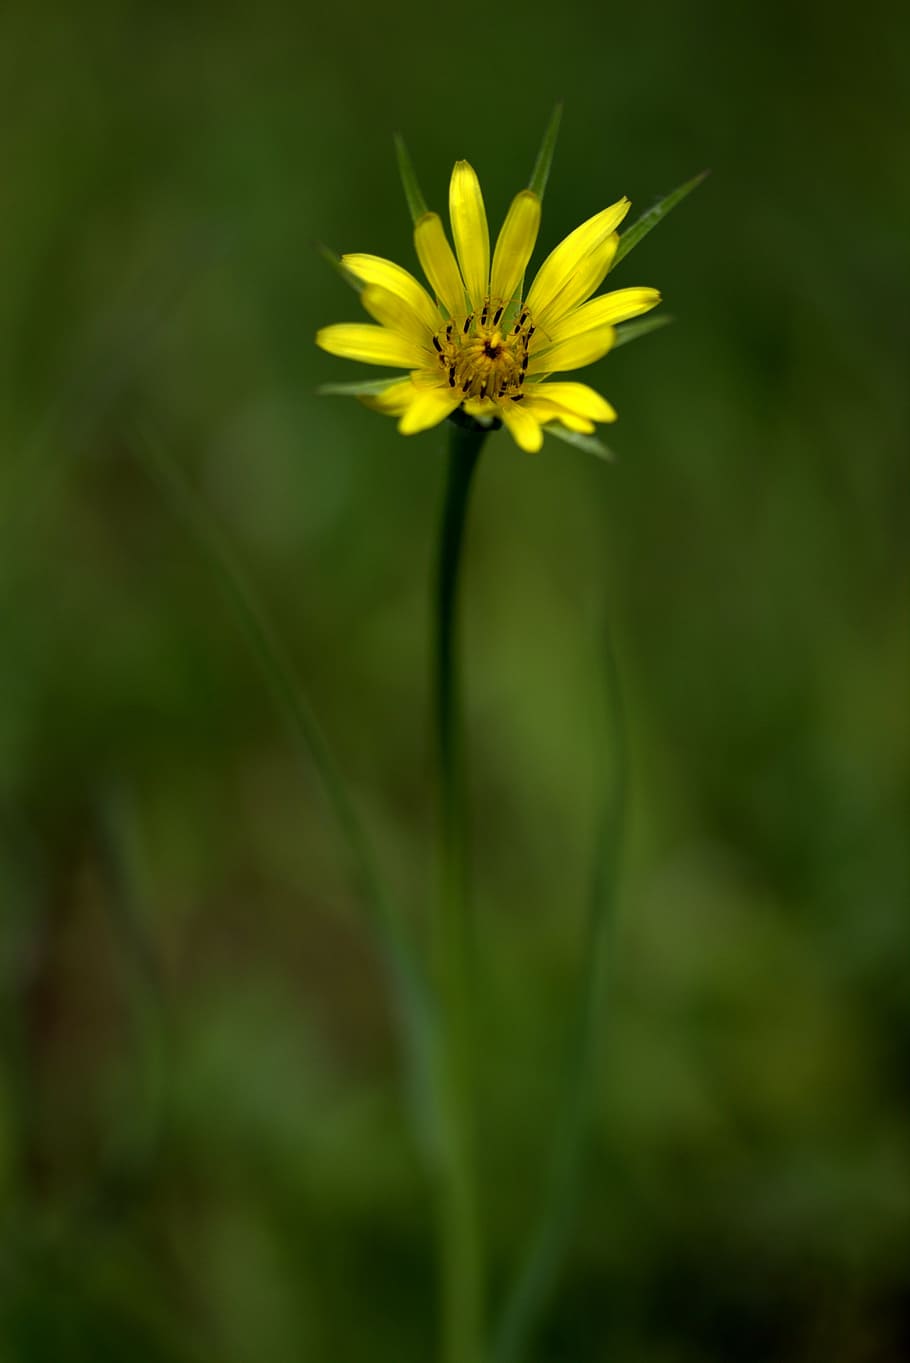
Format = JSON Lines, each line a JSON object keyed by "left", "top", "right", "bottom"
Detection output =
{"left": 493, "top": 614, "right": 628, "bottom": 1363}
{"left": 612, "top": 312, "right": 674, "bottom": 349}
{"left": 613, "top": 169, "right": 709, "bottom": 269}
{"left": 128, "top": 424, "right": 439, "bottom": 1152}
{"left": 93, "top": 784, "right": 168, "bottom": 1183}
{"left": 395, "top": 133, "right": 429, "bottom": 223}
{"left": 528, "top": 103, "right": 563, "bottom": 200}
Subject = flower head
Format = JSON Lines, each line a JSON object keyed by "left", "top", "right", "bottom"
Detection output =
{"left": 317, "top": 159, "right": 661, "bottom": 453}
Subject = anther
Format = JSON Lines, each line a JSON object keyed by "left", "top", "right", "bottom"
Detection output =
{"left": 432, "top": 336, "right": 442, "bottom": 353}
{"left": 526, "top": 325, "right": 535, "bottom": 340}
{"left": 521, "top": 353, "right": 529, "bottom": 370}
{"left": 463, "top": 315, "right": 473, "bottom": 334}
{"left": 481, "top": 302, "right": 489, "bottom": 325}
{"left": 513, "top": 393, "right": 524, "bottom": 402}
{"left": 448, "top": 365, "right": 456, "bottom": 387}
{"left": 493, "top": 305, "right": 504, "bottom": 326}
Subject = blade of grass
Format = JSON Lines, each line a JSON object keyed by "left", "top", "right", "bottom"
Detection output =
{"left": 128, "top": 424, "right": 439, "bottom": 1152}
{"left": 613, "top": 169, "right": 709, "bottom": 269}
{"left": 93, "top": 783, "right": 168, "bottom": 1187}
{"left": 493, "top": 610, "right": 628, "bottom": 1363}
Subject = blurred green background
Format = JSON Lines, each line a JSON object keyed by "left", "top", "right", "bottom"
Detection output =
{"left": 2, "top": 0, "right": 909, "bottom": 1359}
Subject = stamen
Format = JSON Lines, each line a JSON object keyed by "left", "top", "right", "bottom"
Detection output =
{"left": 440, "top": 305, "right": 535, "bottom": 412}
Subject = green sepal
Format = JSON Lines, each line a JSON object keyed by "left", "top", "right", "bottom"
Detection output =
{"left": 528, "top": 103, "right": 563, "bottom": 201}
{"left": 395, "top": 134, "right": 429, "bottom": 224}
{"left": 613, "top": 169, "right": 709, "bottom": 269}
{"left": 317, "top": 377, "right": 403, "bottom": 397}
{"left": 318, "top": 243, "right": 364, "bottom": 292}
{"left": 612, "top": 313, "right": 674, "bottom": 349}
{"left": 545, "top": 423, "right": 615, "bottom": 461}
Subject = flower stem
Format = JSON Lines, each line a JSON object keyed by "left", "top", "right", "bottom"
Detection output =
{"left": 433, "top": 417, "right": 487, "bottom": 1363}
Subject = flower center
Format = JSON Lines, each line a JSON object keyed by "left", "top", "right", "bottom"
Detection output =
{"left": 431, "top": 303, "right": 537, "bottom": 403}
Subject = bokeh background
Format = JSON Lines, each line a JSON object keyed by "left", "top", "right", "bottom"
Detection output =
{"left": 2, "top": 0, "right": 909, "bottom": 1359}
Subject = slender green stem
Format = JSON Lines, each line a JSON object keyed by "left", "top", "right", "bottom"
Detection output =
{"left": 433, "top": 417, "right": 487, "bottom": 1363}
{"left": 493, "top": 614, "right": 628, "bottom": 1363}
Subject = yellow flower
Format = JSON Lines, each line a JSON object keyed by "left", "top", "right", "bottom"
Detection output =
{"left": 317, "top": 160, "right": 661, "bottom": 454}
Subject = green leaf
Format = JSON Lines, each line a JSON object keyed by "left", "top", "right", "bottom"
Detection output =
{"left": 318, "top": 377, "right": 402, "bottom": 397}
{"left": 613, "top": 169, "right": 709, "bottom": 269}
{"left": 544, "top": 423, "right": 615, "bottom": 461}
{"left": 612, "top": 313, "right": 674, "bottom": 349}
{"left": 395, "top": 133, "right": 429, "bottom": 223}
{"left": 318, "top": 242, "right": 364, "bottom": 292}
{"left": 528, "top": 103, "right": 563, "bottom": 201}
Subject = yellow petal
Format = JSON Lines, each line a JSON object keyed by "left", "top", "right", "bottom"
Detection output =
{"left": 527, "top": 381, "right": 617, "bottom": 423}
{"left": 521, "top": 401, "right": 597, "bottom": 434}
{"left": 449, "top": 160, "right": 490, "bottom": 313}
{"left": 490, "top": 189, "right": 541, "bottom": 305}
{"left": 552, "top": 412, "right": 597, "bottom": 433}
{"left": 398, "top": 385, "right": 462, "bottom": 435}
{"left": 546, "top": 287, "right": 662, "bottom": 341}
{"left": 316, "top": 323, "right": 427, "bottom": 368}
{"left": 533, "top": 233, "right": 620, "bottom": 330}
{"left": 414, "top": 212, "right": 466, "bottom": 319}
{"left": 360, "top": 283, "right": 431, "bottom": 344}
{"left": 499, "top": 400, "right": 545, "bottom": 453}
{"left": 527, "top": 324, "right": 616, "bottom": 375}
{"left": 360, "top": 378, "right": 416, "bottom": 414}
{"left": 524, "top": 198, "right": 630, "bottom": 320}
{"left": 342, "top": 253, "right": 440, "bottom": 333}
